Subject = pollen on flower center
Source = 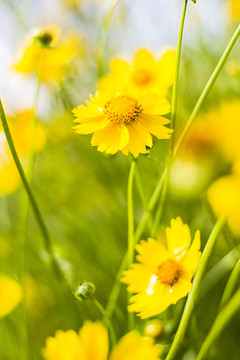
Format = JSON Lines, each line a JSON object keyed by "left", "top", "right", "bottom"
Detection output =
{"left": 103, "top": 95, "right": 143, "bottom": 124}
{"left": 157, "top": 259, "right": 182, "bottom": 286}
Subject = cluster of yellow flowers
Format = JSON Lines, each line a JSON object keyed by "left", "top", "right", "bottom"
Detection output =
{"left": 73, "top": 49, "right": 176, "bottom": 157}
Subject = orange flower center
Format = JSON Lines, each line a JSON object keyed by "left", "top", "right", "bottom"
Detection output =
{"left": 157, "top": 259, "right": 182, "bottom": 286}
{"left": 103, "top": 95, "right": 143, "bottom": 124}
{"left": 132, "top": 70, "right": 153, "bottom": 86}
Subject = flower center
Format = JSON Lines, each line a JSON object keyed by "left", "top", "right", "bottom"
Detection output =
{"left": 34, "top": 31, "right": 53, "bottom": 47}
{"left": 157, "top": 259, "right": 182, "bottom": 286}
{"left": 131, "top": 70, "right": 153, "bottom": 86}
{"left": 103, "top": 95, "right": 143, "bottom": 124}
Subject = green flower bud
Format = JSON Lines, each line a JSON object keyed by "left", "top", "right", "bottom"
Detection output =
{"left": 73, "top": 281, "right": 95, "bottom": 301}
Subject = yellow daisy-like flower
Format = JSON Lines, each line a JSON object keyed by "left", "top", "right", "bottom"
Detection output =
{"left": 208, "top": 172, "right": 240, "bottom": 236}
{"left": 43, "top": 321, "right": 160, "bottom": 360}
{"left": 73, "top": 90, "right": 172, "bottom": 156}
{"left": 99, "top": 48, "right": 176, "bottom": 95}
{"left": 122, "top": 217, "right": 201, "bottom": 319}
{"left": 0, "top": 275, "right": 22, "bottom": 318}
{"left": 13, "top": 25, "right": 76, "bottom": 82}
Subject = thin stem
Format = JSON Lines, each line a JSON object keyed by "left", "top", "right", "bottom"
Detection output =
{"left": 135, "top": 168, "right": 153, "bottom": 231}
{"left": 219, "top": 259, "right": 240, "bottom": 310}
{"left": 127, "top": 159, "right": 136, "bottom": 330}
{"left": 171, "top": 0, "right": 188, "bottom": 133}
{"left": 152, "top": 0, "right": 188, "bottom": 237}
{"left": 90, "top": 297, "right": 117, "bottom": 347}
{"left": 17, "top": 71, "right": 41, "bottom": 360}
{"left": 0, "top": 100, "right": 61, "bottom": 280}
{"left": 165, "top": 216, "right": 225, "bottom": 360}
{"left": 174, "top": 23, "right": 240, "bottom": 156}
{"left": 196, "top": 288, "right": 240, "bottom": 360}
{"left": 97, "top": 0, "right": 121, "bottom": 77}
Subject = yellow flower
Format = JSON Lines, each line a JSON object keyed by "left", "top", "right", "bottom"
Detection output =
{"left": 43, "top": 321, "right": 160, "bottom": 360}
{"left": 0, "top": 109, "right": 46, "bottom": 195}
{"left": 208, "top": 172, "right": 240, "bottom": 236}
{"left": 73, "top": 90, "right": 172, "bottom": 156}
{"left": 99, "top": 48, "right": 176, "bottom": 95}
{"left": 122, "top": 217, "right": 201, "bottom": 318}
{"left": 13, "top": 25, "right": 76, "bottom": 81}
{"left": 228, "top": 0, "right": 240, "bottom": 20}
{"left": 0, "top": 275, "right": 22, "bottom": 318}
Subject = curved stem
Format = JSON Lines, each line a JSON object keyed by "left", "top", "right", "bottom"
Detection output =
{"left": 97, "top": 0, "right": 121, "bottom": 77}
{"left": 90, "top": 297, "right": 117, "bottom": 347}
{"left": 135, "top": 168, "right": 153, "bottom": 231}
{"left": 0, "top": 100, "right": 62, "bottom": 280}
{"left": 127, "top": 159, "right": 136, "bottom": 329}
{"left": 174, "top": 23, "right": 240, "bottom": 156}
{"left": 165, "top": 216, "right": 225, "bottom": 360}
{"left": 127, "top": 159, "right": 136, "bottom": 268}
{"left": 196, "top": 288, "right": 240, "bottom": 360}
{"left": 152, "top": 0, "right": 188, "bottom": 237}
{"left": 219, "top": 259, "right": 240, "bottom": 310}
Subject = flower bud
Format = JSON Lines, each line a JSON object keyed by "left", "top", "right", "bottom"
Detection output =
{"left": 73, "top": 281, "right": 95, "bottom": 301}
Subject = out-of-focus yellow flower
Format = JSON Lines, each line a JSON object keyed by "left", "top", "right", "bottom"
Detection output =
{"left": 73, "top": 90, "right": 172, "bottom": 157}
{"left": 13, "top": 25, "right": 76, "bottom": 82}
{"left": 122, "top": 217, "right": 201, "bottom": 318}
{"left": 0, "top": 275, "right": 22, "bottom": 318}
{"left": 208, "top": 172, "right": 240, "bottom": 236}
{"left": 183, "top": 100, "right": 240, "bottom": 162}
{"left": 43, "top": 321, "right": 160, "bottom": 360}
{"left": 228, "top": 0, "right": 240, "bottom": 21}
{"left": 99, "top": 49, "right": 176, "bottom": 95}
{"left": 0, "top": 109, "right": 46, "bottom": 195}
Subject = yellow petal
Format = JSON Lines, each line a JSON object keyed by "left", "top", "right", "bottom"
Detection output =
{"left": 181, "top": 230, "right": 201, "bottom": 279}
{"left": 138, "top": 113, "right": 172, "bottom": 139}
{"left": 135, "top": 238, "right": 169, "bottom": 268}
{"left": 79, "top": 321, "right": 108, "bottom": 360}
{"left": 0, "top": 275, "right": 22, "bottom": 318}
{"left": 157, "top": 49, "right": 176, "bottom": 87}
{"left": 110, "top": 331, "right": 159, "bottom": 360}
{"left": 122, "top": 264, "right": 154, "bottom": 293}
{"left": 43, "top": 329, "right": 84, "bottom": 360}
{"left": 74, "top": 118, "right": 109, "bottom": 134}
{"left": 166, "top": 217, "right": 191, "bottom": 260}
{"left": 91, "top": 123, "right": 129, "bottom": 154}
{"left": 121, "top": 123, "right": 149, "bottom": 157}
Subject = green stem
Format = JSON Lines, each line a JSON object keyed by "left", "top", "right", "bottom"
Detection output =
{"left": 219, "top": 259, "right": 240, "bottom": 310}
{"left": 174, "top": 23, "right": 240, "bottom": 156}
{"left": 97, "top": 0, "right": 121, "bottom": 77}
{"left": 127, "top": 159, "right": 136, "bottom": 330}
{"left": 135, "top": 168, "right": 153, "bottom": 231}
{"left": 17, "top": 72, "right": 41, "bottom": 360}
{"left": 90, "top": 297, "right": 117, "bottom": 347}
{"left": 152, "top": 0, "right": 188, "bottom": 237}
{"left": 0, "top": 100, "right": 61, "bottom": 280}
{"left": 196, "top": 288, "right": 240, "bottom": 360}
{"left": 165, "top": 216, "right": 225, "bottom": 360}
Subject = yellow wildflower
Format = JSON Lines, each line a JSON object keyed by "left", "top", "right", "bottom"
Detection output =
{"left": 43, "top": 321, "right": 160, "bottom": 360}
{"left": 122, "top": 217, "right": 201, "bottom": 318}
{"left": 99, "top": 48, "right": 176, "bottom": 95}
{"left": 13, "top": 25, "right": 76, "bottom": 81}
{"left": 73, "top": 90, "right": 172, "bottom": 157}
{"left": 0, "top": 275, "right": 22, "bottom": 318}
{"left": 228, "top": 0, "right": 240, "bottom": 20}
{"left": 208, "top": 172, "right": 240, "bottom": 236}
{"left": 0, "top": 109, "right": 45, "bottom": 195}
